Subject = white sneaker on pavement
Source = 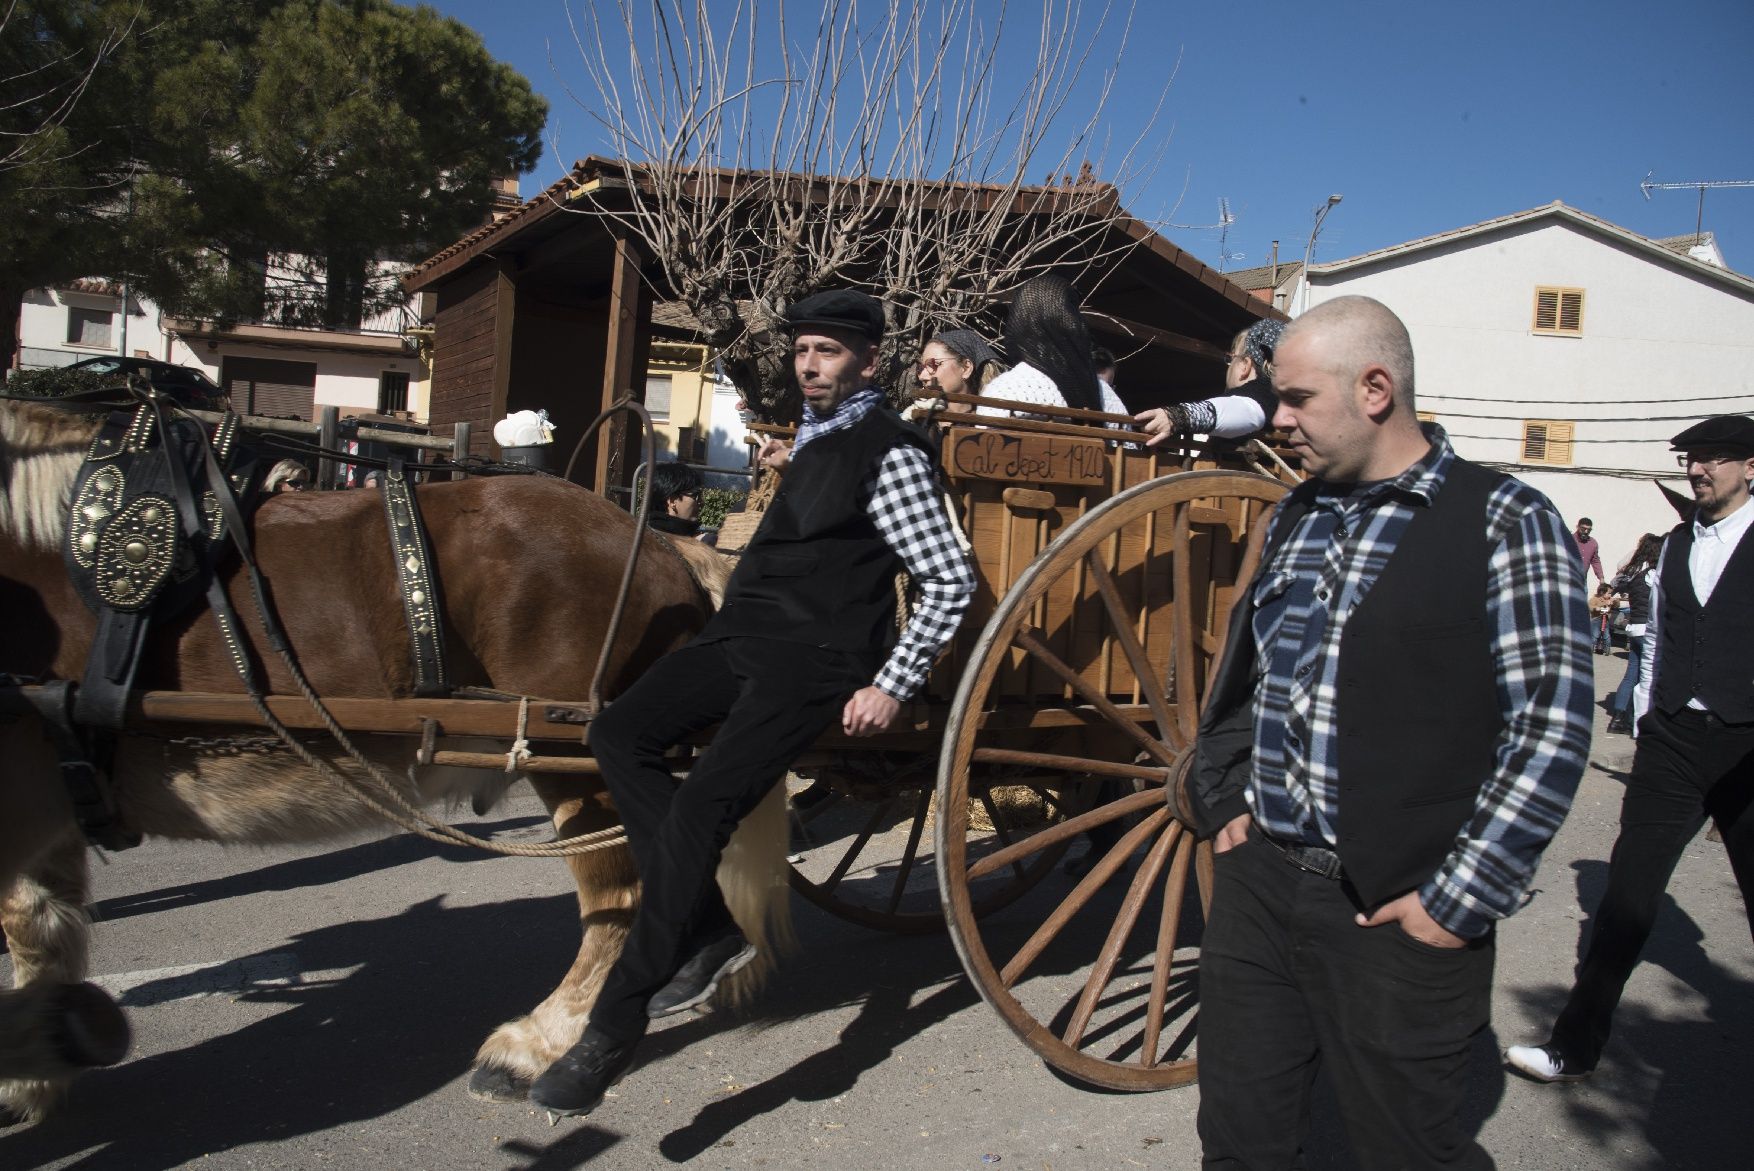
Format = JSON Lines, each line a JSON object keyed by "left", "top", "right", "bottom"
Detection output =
{"left": 1505, "top": 1042, "right": 1591, "bottom": 1083}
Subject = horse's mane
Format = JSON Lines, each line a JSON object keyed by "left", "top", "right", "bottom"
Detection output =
{"left": 0, "top": 399, "right": 100, "bottom": 552}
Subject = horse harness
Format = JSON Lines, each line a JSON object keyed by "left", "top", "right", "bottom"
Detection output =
{"left": 12, "top": 397, "right": 452, "bottom": 850}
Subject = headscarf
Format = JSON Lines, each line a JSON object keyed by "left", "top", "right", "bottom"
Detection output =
{"left": 933, "top": 328, "right": 999, "bottom": 370}
{"left": 1003, "top": 275, "right": 1102, "bottom": 411}
{"left": 1240, "top": 318, "right": 1286, "bottom": 371}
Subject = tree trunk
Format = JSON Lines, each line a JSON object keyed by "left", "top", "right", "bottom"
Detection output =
{"left": 1, "top": 283, "right": 23, "bottom": 372}
{"left": 322, "top": 253, "right": 366, "bottom": 330}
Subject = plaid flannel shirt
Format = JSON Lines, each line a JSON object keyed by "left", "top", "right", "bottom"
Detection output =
{"left": 1247, "top": 425, "right": 1592, "bottom": 938}
{"left": 795, "top": 388, "right": 975, "bottom": 700}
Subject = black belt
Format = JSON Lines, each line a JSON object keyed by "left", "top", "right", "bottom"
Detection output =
{"left": 1261, "top": 832, "right": 1346, "bottom": 880}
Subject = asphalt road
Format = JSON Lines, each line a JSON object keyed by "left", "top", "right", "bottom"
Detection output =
{"left": 3, "top": 680, "right": 1749, "bottom": 1170}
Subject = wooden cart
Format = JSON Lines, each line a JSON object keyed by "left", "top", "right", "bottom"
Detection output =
{"left": 101, "top": 396, "right": 1298, "bottom": 1094}
{"left": 736, "top": 395, "right": 1299, "bottom": 1091}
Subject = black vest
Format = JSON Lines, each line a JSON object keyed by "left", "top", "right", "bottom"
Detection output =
{"left": 1650, "top": 515, "right": 1754, "bottom": 723}
{"left": 1192, "top": 457, "right": 1505, "bottom": 909}
{"left": 702, "top": 406, "right": 934, "bottom": 671}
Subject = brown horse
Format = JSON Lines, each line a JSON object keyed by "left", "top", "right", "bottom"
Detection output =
{"left": 0, "top": 398, "right": 780, "bottom": 1125}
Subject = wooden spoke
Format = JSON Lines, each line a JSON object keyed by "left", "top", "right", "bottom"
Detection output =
{"left": 820, "top": 795, "right": 897, "bottom": 894}
{"left": 967, "top": 785, "right": 1167, "bottom": 881}
{"left": 1011, "top": 627, "right": 1175, "bottom": 767}
{"left": 971, "top": 746, "right": 1164, "bottom": 783}
{"left": 999, "top": 807, "right": 1172, "bottom": 987}
{"left": 1195, "top": 838, "right": 1216, "bottom": 918}
{"left": 884, "top": 784, "right": 935, "bottom": 914}
{"left": 1142, "top": 826, "right": 1196, "bottom": 1065}
{"left": 974, "top": 787, "right": 1027, "bottom": 881}
{"left": 1063, "top": 820, "right": 1182, "bottom": 1048}
{"left": 1085, "top": 551, "right": 1179, "bottom": 750}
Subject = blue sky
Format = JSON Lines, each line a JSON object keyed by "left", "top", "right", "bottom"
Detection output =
{"left": 429, "top": 0, "right": 1754, "bottom": 274}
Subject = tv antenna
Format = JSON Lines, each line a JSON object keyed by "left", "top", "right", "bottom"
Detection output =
{"left": 1640, "top": 171, "right": 1754, "bottom": 244}
{"left": 1215, "top": 198, "right": 1245, "bottom": 271}
{"left": 1165, "top": 198, "right": 1243, "bottom": 269}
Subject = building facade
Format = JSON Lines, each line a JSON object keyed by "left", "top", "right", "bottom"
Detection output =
{"left": 1299, "top": 202, "right": 1754, "bottom": 574}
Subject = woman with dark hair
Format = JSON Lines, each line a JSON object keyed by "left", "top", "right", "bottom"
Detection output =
{"left": 915, "top": 328, "right": 1005, "bottom": 414}
{"left": 1606, "top": 532, "right": 1664, "bottom": 733}
{"left": 1135, "top": 317, "right": 1284, "bottom": 444}
{"left": 976, "top": 275, "right": 1127, "bottom": 424}
{"left": 646, "top": 461, "right": 705, "bottom": 538}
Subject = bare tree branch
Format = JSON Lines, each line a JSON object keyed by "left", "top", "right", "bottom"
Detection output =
{"left": 561, "top": 0, "right": 1169, "bottom": 416}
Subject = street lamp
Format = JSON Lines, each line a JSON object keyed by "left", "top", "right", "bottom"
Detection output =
{"left": 1299, "top": 193, "right": 1343, "bottom": 314}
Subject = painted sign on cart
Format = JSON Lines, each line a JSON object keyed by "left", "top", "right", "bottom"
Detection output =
{"left": 947, "top": 427, "right": 1109, "bottom": 486}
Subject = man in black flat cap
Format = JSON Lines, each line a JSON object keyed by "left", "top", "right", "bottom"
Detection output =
{"left": 1508, "top": 414, "right": 1754, "bottom": 1083}
{"left": 528, "top": 288, "right": 975, "bottom": 1118}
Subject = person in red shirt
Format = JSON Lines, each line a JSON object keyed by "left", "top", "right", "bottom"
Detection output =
{"left": 1573, "top": 517, "right": 1605, "bottom": 583}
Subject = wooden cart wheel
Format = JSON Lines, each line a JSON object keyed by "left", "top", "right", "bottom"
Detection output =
{"left": 935, "top": 469, "right": 1288, "bottom": 1091}
{"left": 787, "top": 756, "right": 1102, "bottom": 934}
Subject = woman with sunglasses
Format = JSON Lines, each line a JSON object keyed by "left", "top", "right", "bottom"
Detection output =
{"left": 915, "top": 328, "right": 1005, "bottom": 414}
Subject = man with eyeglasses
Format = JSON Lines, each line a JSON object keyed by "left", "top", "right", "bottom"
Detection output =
{"left": 1508, "top": 414, "right": 1754, "bottom": 1084}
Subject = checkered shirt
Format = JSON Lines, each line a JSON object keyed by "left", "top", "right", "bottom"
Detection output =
{"left": 1247, "top": 425, "right": 1593, "bottom": 938}
{"left": 795, "top": 387, "right": 975, "bottom": 700}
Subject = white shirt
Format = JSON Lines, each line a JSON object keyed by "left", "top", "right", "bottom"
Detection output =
{"left": 975, "top": 362, "right": 1128, "bottom": 428}
{"left": 1634, "top": 495, "right": 1754, "bottom": 723}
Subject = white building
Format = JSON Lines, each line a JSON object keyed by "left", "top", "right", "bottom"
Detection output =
{"left": 16, "top": 276, "right": 431, "bottom": 422}
{"left": 1296, "top": 202, "right": 1754, "bottom": 576}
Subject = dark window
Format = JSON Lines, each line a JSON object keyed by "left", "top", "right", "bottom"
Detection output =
{"left": 378, "top": 370, "right": 410, "bottom": 414}
{"left": 66, "top": 306, "right": 114, "bottom": 348}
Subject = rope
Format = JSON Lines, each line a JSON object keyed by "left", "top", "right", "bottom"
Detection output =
{"left": 506, "top": 695, "right": 534, "bottom": 773}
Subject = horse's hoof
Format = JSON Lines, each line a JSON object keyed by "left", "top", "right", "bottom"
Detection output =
{"left": 55, "top": 982, "right": 130, "bottom": 1068}
{"left": 467, "top": 1063, "right": 531, "bottom": 1102}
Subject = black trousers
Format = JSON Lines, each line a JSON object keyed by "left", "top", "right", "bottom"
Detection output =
{"left": 1198, "top": 830, "right": 1496, "bottom": 1171}
{"left": 586, "top": 636, "right": 864, "bottom": 1043}
{"left": 1551, "top": 706, "right": 1754, "bottom": 1066}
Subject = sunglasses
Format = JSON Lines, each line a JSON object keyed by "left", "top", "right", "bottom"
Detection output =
{"left": 1677, "top": 453, "right": 1746, "bottom": 469}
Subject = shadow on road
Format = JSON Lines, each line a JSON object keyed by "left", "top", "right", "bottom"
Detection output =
{"left": 0, "top": 891, "right": 576, "bottom": 1171}
{"left": 1502, "top": 858, "right": 1753, "bottom": 1169}
{"left": 89, "top": 815, "right": 549, "bottom": 925}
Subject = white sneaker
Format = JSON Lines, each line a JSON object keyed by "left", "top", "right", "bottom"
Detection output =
{"left": 1505, "top": 1042, "right": 1591, "bottom": 1082}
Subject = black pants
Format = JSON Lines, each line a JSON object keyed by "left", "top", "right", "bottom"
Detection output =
{"left": 586, "top": 636, "right": 864, "bottom": 1043}
{"left": 1550, "top": 706, "right": 1754, "bottom": 1067}
{"left": 1198, "top": 831, "right": 1496, "bottom": 1170}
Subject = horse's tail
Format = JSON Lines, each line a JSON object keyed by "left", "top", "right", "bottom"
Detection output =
{"left": 715, "top": 783, "right": 793, "bottom": 1007}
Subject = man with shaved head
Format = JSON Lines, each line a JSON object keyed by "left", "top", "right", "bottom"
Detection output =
{"left": 1188, "top": 296, "right": 1593, "bottom": 1168}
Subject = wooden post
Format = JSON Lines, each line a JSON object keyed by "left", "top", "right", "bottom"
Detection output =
{"left": 317, "top": 405, "right": 339, "bottom": 489}
{"left": 595, "top": 233, "right": 642, "bottom": 499}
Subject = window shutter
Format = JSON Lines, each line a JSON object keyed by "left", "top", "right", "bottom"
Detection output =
{"left": 1534, "top": 289, "right": 1559, "bottom": 331}
{"left": 1532, "top": 286, "right": 1584, "bottom": 335}
{"left": 1522, "top": 419, "right": 1574, "bottom": 465}
{"left": 223, "top": 357, "right": 317, "bottom": 420}
{"left": 1558, "top": 291, "right": 1583, "bottom": 333}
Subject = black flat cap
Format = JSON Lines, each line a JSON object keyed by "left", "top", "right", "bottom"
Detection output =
{"left": 784, "top": 290, "right": 885, "bottom": 341}
{"left": 1669, "top": 415, "right": 1754, "bottom": 453}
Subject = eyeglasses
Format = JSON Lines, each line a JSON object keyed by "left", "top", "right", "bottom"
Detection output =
{"left": 1677, "top": 453, "right": 1746, "bottom": 469}
{"left": 918, "top": 357, "right": 945, "bottom": 373}
{"left": 1227, "top": 352, "right": 1247, "bottom": 363}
